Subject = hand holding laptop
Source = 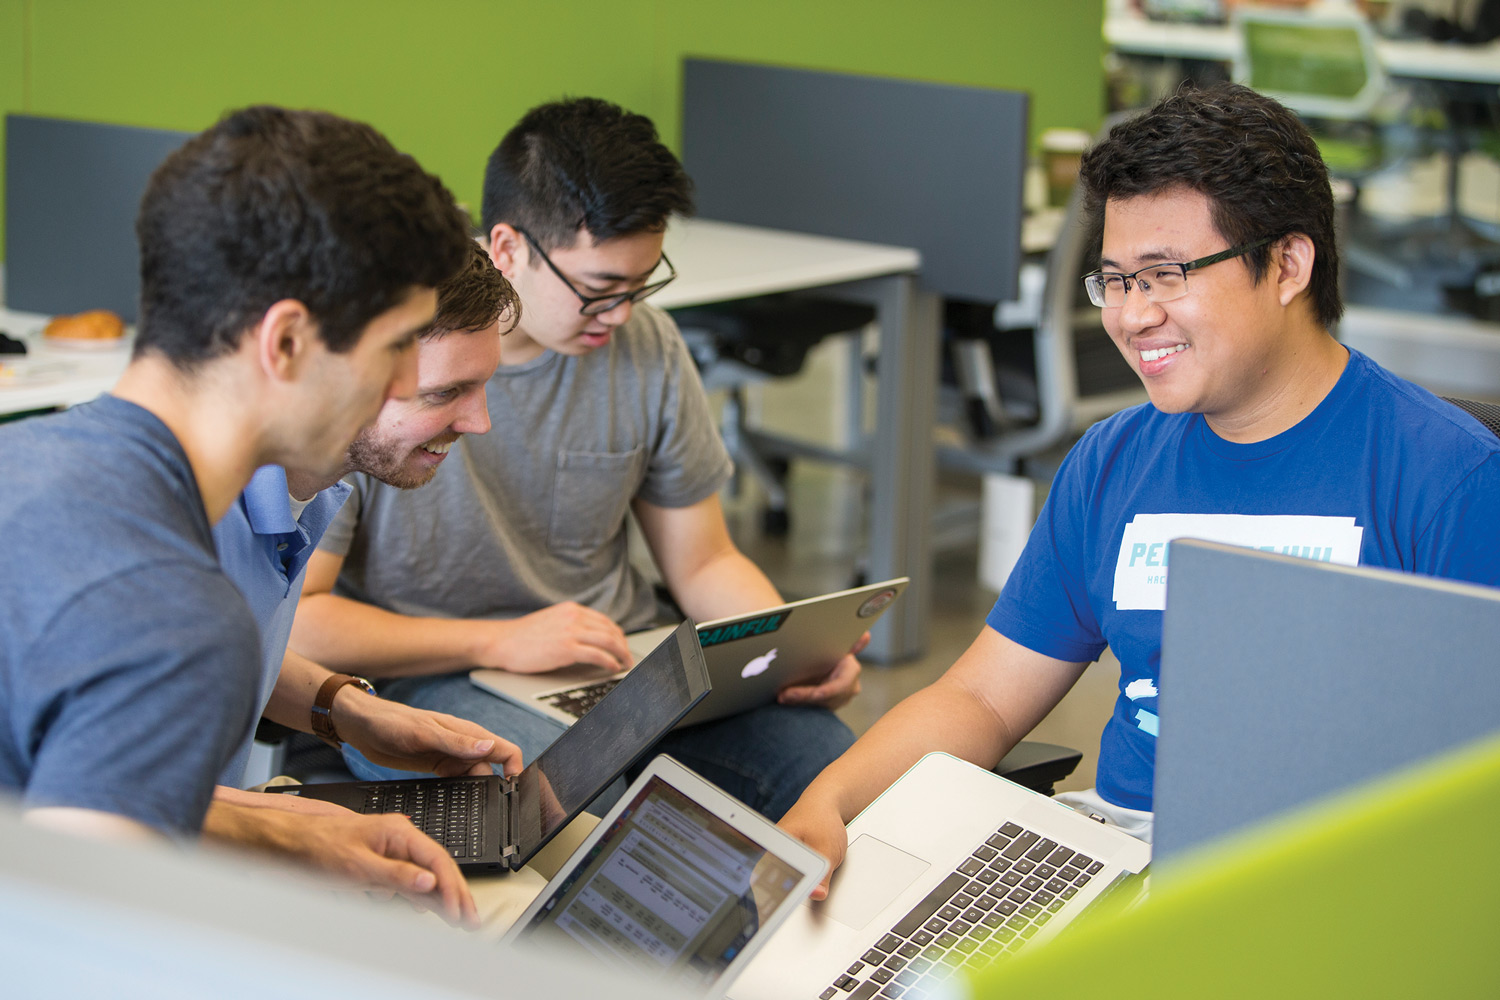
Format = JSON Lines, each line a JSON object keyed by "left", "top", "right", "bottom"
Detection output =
{"left": 331, "top": 695, "right": 525, "bottom": 777}
{"left": 776, "top": 784, "right": 851, "bottom": 901}
{"left": 777, "top": 630, "right": 869, "bottom": 710}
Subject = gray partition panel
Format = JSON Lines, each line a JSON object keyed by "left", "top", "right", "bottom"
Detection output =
{"left": 681, "top": 58, "right": 1027, "bottom": 302}
{"left": 1154, "top": 539, "right": 1500, "bottom": 867}
{"left": 5, "top": 115, "right": 192, "bottom": 321}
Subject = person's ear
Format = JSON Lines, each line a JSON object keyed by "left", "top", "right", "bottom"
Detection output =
{"left": 1273, "top": 233, "right": 1316, "bottom": 307}
{"left": 253, "top": 299, "right": 317, "bottom": 383}
{"left": 488, "top": 224, "right": 525, "bottom": 276}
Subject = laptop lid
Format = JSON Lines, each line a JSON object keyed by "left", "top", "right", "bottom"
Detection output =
{"left": 504, "top": 754, "right": 827, "bottom": 997}
{"left": 509, "top": 620, "right": 712, "bottom": 867}
{"left": 1154, "top": 539, "right": 1500, "bottom": 867}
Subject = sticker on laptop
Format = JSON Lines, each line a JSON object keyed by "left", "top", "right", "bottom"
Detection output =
{"left": 857, "top": 589, "right": 899, "bottom": 618}
{"left": 699, "top": 610, "right": 791, "bottom": 647}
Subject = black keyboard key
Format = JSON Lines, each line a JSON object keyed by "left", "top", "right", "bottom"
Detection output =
{"left": 891, "top": 873, "right": 968, "bottom": 938}
{"left": 1034, "top": 891, "right": 1054, "bottom": 906}
{"left": 999, "top": 822, "right": 1023, "bottom": 838}
{"left": 1045, "top": 878, "right": 1069, "bottom": 894}
{"left": 1009, "top": 888, "right": 1029, "bottom": 904}
{"left": 921, "top": 945, "right": 943, "bottom": 962}
{"left": 955, "top": 939, "right": 979, "bottom": 955}
{"left": 1021, "top": 875, "right": 1044, "bottom": 892}
{"left": 997, "top": 900, "right": 1019, "bottom": 915}
{"left": 986, "top": 833, "right": 1009, "bottom": 850}
{"left": 908, "top": 958, "right": 932, "bottom": 975}
{"left": 1047, "top": 847, "right": 1075, "bottom": 867}
{"left": 895, "top": 969, "right": 920, "bottom": 986}
{"left": 958, "top": 857, "right": 984, "bottom": 877}
{"left": 1071, "top": 854, "right": 1093, "bottom": 870}
{"left": 863, "top": 949, "right": 887, "bottom": 966}
{"left": 996, "top": 927, "right": 1017, "bottom": 944}
{"left": 879, "top": 934, "right": 904, "bottom": 953}
{"left": 1025, "top": 838, "right": 1058, "bottom": 862}
{"left": 835, "top": 975, "right": 856, "bottom": 990}
{"left": 923, "top": 918, "right": 946, "bottom": 935}
{"left": 1048, "top": 899, "right": 1065, "bottom": 912}
{"left": 1000, "top": 871, "right": 1023, "bottom": 887}
{"left": 1060, "top": 866, "right": 1083, "bottom": 882}
{"left": 937, "top": 904, "right": 961, "bottom": 922}
{"left": 981, "top": 912, "right": 1005, "bottom": 929}
{"left": 1012, "top": 858, "right": 1036, "bottom": 875}
{"left": 965, "top": 880, "right": 988, "bottom": 897}
{"left": 882, "top": 955, "right": 908, "bottom": 972}
{"left": 879, "top": 986, "right": 904, "bottom": 999}
{"left": 935, "top": 932, "right": 959, "bottom": 949}
{"left": 1035, "top": 864, "right": 1057, "bottom": 879}
{"left": 951, "top": 893, "right": 974, "bottom": 909}
{"left": 1061, "top": 887, "right": 1078, "bottom": 900}
{"left": 1020, "top": 902, "right": 1043, "bottom": 918}
{"left": 848, "top": 962, "right": 866, "bottom": 976}
{"left": 871, "top": 968, "right": 895, "bottom": 984}
{"left": 1074, "top": 872, "right": 1093, "bottom": 887}
{"left": 1035, "top": 911, "right": 1053, "bottom": 926}
{"left": 971, "top": 925, "right": 993, "bottom": 941}
{"left": 979, "top": 938, "right": 1004, "bottom": 957}
{"left": 851, "top": 983, "right": 882, "bottom": 1000}
{"left": 1087, "top": 861, "right": 1104, "bottom": 875}
{"left": 911, "top": 930, "right": 935, "bottom": 947}
{"left": 973, "top": 845, "right": 999, "bottom": 862}
{"left": 950, "top": 920, "right": 972, "bottom": 935}
{"left": 975, "top": 869, "right": 999, "bottom": 885}
{"left": 962, "top": 907, "right": 983, "bottom": 923}
{"left": 1001, "top": 830, "right": 1038, "bottom": 860}
{"left": 821, "top": 990, "right": 838, "bottom": 1000}
{"left": 973, "top": 895, "right": 996, "bottom": 911}
{"left": 897, "top": 941, "right": 920, "bottom": 960}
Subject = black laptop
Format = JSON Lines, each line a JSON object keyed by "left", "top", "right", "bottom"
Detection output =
{"left": 269, "top": 620, "right": 710, "bottom": 874}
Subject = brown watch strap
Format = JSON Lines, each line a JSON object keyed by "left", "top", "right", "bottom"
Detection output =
{"left": 311, "top": 673, "right": 373, "bottom": 748}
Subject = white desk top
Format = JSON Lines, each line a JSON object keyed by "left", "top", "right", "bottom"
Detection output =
{"left": 1104, "top": 11, "right": 1500, "bottom": 84}
{"left": 655, "top": 218, "right": 920, "bottom": 309}
{"left": 1, "top": 219, "right": 919, "bottom": 417}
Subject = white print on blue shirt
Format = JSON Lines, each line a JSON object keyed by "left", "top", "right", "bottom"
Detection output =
{"left": 1124, "top": 678, "right": 1159, "bottom": 737}
{"left": 1112, "top": 513, "right": 1365, "bottom": 612}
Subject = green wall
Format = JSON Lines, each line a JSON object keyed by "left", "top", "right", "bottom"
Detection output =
{"left": 0, "top": 0, "right": 1105, "bottom": 262}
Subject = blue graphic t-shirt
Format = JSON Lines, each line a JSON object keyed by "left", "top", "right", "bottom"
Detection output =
{"left": 988, "top": 349, "right": 1500, "bottom": 811}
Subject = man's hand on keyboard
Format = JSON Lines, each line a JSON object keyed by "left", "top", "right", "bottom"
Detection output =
{"left": 778, "top": 631, "right": 868, "bottom": 711}
{"left": 334, "top": 691, "right": 523, "bottom": 777}
{"left": 476, "top": 602, "right": 634, "bottom": 675}
{"left": 778, "top": 793, "right": 850, "bottom": 901}
{"left": 204, "top": 800, "right": 480, "bottom": 928}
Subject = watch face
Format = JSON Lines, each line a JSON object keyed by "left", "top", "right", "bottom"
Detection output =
{"left": 351, "top": 676, "right": 377, "bottom": 695}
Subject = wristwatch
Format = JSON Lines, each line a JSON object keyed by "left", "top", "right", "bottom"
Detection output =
{"left": 311, "top": 673, "right": 376, "bottom": 748}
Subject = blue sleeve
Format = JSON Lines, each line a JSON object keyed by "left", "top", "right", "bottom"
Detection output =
{"left": 1415, "top": 452, "right": 1500, "bottom": 588}
{"left": 986, "top": 438, "right": 1108, "bottom": 664}
{"left": 21, "top": 563, "right": 261, "bottom": 834}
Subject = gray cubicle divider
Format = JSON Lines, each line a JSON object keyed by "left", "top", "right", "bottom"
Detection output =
{"left": 4, "top": 115, "right": 193, "bottom": 321}
{"left": 681, "top": 58, "right": 1028, "bottom": 303}
{"left": 1154, "top": 539, "right": 1500, "bottom": 868}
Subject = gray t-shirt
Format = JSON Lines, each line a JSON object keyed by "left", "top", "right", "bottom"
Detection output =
{"left": 0, "top": 396, "right": 261, "bottom": 834}
{"left": 321, "top": 304, "right": 734, "bottom": 630}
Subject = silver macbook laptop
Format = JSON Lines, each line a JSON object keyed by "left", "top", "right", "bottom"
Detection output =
{"left": 269, "top": 621, "right": 710, "bottom": 874}
{"left": 504, "top": 754, "right": 828, "bottom": 997}
{"left": 471, "top": 579, "right": 907, "bottom": 729}
{"left": 725, "top": 753, "right": 1150, "bottom": 1000}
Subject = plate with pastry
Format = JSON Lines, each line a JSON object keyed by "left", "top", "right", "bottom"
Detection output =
{"left": 41, "top": 309, "right": 131, "bottom": 351}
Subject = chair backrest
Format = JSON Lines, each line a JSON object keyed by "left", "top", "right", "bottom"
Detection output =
{"left": 1443, "top": 395, "right": 1500, "bottom": 439}
{"left": 1232, "top": 8, "right": 1386, "bottom": 120}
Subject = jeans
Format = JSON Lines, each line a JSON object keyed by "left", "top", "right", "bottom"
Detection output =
{"left": 342, "top": 670, "right": 855, "bottom": 821}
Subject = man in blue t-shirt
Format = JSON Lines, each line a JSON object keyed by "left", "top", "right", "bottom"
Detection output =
{"left": 781, "top": 83, "right": 1500, "bottom": 897}
{"left": 0, "top": 106, "right": 502, "bottom": 926}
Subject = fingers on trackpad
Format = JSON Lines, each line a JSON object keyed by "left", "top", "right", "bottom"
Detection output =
{"left": 820, "top": 835, "right": 930, "bottom": 931}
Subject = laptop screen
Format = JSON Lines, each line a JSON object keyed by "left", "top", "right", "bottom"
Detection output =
{"left": 513, "top": 773, "right": 806, "bottom": 989}
{"left": 510, "top": 622, "right": 709, "bottom": 862}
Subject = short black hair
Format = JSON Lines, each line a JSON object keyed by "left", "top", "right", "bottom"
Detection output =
{"left": 135, "top": 105, "right": 472, "bottom": 366}
{"left": 1079, "top": 83, "right": 1342, "bottom": 329}
{"left": 424, "top": 240, "right": 521, "bottom": 340}
{"left": 480, "top": 97, "right": 694, "bottom": 251}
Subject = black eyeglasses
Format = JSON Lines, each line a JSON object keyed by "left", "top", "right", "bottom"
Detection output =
{"left": 1082, "top": 236, "right": 1277, "bottom": 308}
{"left": 517, "top": 228, "right": 677, "bottom": 316}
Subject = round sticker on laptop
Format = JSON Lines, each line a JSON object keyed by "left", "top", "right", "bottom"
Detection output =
{"left": 857, "top": 589, "right": 898, "bottom": 618}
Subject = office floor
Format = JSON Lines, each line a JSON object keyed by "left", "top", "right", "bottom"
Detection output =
{"left": 719, "top": 443, "right": 1119, "bottom": 797}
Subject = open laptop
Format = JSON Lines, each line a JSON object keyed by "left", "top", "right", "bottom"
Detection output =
{"left": 269, "top": 621, "right": 710, "bottom": 874}
{"left": 504, "top": 754, "right": 828, "bottom": 997}
{"left": 725, "top": 753, "right": 1150, "bottom": 1000}
{"left": 471, "top": 579, "right": 907, "bottom": 729}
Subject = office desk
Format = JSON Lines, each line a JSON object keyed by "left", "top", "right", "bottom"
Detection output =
{"left": 1103, "top": 8, "right": 1500, "bottom": 83}
{"left": 3, "top": 219, "right": 935, "bottom": 660}
{"left": 657, "top": 219, "right": 934, "bottom": 663}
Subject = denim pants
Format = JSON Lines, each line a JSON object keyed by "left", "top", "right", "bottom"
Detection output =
{"left": 342, "top": 670, "right": 855, "bottom": 821}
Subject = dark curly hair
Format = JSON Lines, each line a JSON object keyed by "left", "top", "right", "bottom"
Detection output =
{"left": 1079, "top": 83, "right": 1342, "bottom": 329}
{"left": 480, "top": 97, "right": 694, "bottom": 251}
{"left": 135, "top": 106, "right": 472, "bottom": 366}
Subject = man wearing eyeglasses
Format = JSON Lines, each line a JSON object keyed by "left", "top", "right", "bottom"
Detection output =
{"left": 292, "top": 98, "right": 860, "bottom": 821}
{"left": 779, "top": 82, "right": 1500, "bottom": 898}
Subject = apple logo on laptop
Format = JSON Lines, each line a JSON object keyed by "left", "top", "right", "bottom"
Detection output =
{"left": 741, "top": 648, "right": 778, "bottom": 678}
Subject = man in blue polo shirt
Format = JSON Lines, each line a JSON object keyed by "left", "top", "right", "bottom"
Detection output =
{"left": 780, "top": 83, "right": 1500, "bottom": 898}
{"left": 212, "top": 241, "right": 521, "bottom": 790}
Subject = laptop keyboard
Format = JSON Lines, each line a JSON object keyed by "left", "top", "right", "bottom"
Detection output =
{"left": 539, "top": 678, "right": 620, "bottom": 719}
{"left": 819, "top": 821, "right": 1104, "bottom": 1000}
{"left": 361, "top": 779, "right": 488, "bottom": 860}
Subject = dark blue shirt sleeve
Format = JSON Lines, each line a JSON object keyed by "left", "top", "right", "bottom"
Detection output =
{"left": 20, "top": 563, "right": 261, "bottom": 834}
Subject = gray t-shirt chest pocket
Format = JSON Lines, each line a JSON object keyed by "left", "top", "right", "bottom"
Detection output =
{"left": 549, "top": 447, "right": 646, "bottom": 551}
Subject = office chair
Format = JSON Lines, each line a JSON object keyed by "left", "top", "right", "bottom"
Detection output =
{"left": 1443, "top": 395, "right": 1500, "bottom": 437}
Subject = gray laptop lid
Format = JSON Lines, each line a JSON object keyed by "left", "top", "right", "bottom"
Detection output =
{"left": 1153, "top": 539, "right": 1500, "bottom": 866}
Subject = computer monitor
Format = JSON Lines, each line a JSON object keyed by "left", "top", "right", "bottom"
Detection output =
{"left": 4, "top": 115, "right": 194, "bottom": 321}
{"left": 680, "top": 58, "right": 1028, "bottom": 302}
{"left": 1153, "top": 539, "right": 1500, "bottom": 866}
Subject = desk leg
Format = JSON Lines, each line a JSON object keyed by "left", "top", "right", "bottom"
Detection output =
{"left": 864, "top": 275, "right": 940, "bottom": 662}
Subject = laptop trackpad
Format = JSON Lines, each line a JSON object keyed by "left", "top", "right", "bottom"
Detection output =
{"left": 821, "top": 835, "right": 930, "bottom": 931}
